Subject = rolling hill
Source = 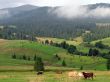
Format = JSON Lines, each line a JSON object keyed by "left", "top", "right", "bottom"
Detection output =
{"left": 0, "top": 39, "right": 107, "bottom": 70}
{"left": 92, "top": 37, "right": 110, "bottom": 46}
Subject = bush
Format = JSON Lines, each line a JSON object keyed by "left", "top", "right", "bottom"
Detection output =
{"left": 95, "top": 41, "right": 105, "bottom": 49}
{"left": 67, "top": 45, "right": 77, "bottom": 54}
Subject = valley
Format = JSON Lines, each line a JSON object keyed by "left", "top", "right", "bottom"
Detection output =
{"left": 0, "top": 2, "right": 110, "bottom": 82}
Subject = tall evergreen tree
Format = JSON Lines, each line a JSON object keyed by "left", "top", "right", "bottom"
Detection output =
{"left": 34, "top": 57, "right": 44, "bottom": 72}
{"left": 28, "top": 56, "right": 31, "bottom": 61}
{"left": 60, "top": 41, "right": 68, "bottom": 49}
{"left": 62, "top": 60, "right": 66, "bottom": 67}
{"left": 12, "top": 53, "right": 16, "bottom": 59}
{"left": 34, "top": 55, "right": 37, "bottom": 61}
{"left": 23, "top": 54, "right": 26, "bottom": 60}
{"left": 107, "top": 59, "right": 110, "bottom": 70}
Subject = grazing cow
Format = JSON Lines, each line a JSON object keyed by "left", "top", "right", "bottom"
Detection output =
{"left": 56, "top": 70, "right": 62, "bottom": 74}
{"left": 68, "top": 71, "right": 78, "bottom": 77}
{"left": 37, "top": 71, "right": 43, "bottom": 75}
{"left": 82, "top": 72, "right": 94, "bottom": 80}
{"left": 68, "top": 71, "right": 84, "bottom": 80}
{"left": 78, "top": 72, "right": 83, "bottom": 77}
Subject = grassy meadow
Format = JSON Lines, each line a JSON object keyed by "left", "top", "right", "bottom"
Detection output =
{"left": 0, "top": 66, "right": 110, "bottom": 82}
{"left": 0, "top": 38, "right": 109, "bottom": 82}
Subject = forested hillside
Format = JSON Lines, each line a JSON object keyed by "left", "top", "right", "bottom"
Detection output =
{"left": 1, "top": 3, "right": 110, "bottom": 41}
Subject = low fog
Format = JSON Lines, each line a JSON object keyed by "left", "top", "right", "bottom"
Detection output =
{"left": 49, "top": 3, "right": 110, "bottom": 19}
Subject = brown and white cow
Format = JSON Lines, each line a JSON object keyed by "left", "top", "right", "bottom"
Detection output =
{"left": 82, "top": 72, "right": 95, "bottom": 80}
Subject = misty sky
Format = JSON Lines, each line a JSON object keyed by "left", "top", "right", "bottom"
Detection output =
{"left": 0, "top": 0, "right": 110, "bottom": 9}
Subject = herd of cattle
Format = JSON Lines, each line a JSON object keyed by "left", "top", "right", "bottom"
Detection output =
{"left": 37, "top": 71, "right": 95, "bottom": 80}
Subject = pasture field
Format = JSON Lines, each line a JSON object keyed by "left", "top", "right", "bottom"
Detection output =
{"left": 0, "top": 66, "right": 110, "bottom": 82}
{"left": 0, "top": 39, "right": 107, "bottom": 69}
{"left": 0, "top": 39, "right": 109, "bottom": 82}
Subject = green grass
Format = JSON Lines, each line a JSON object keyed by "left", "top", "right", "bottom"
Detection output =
{"left": 0, "top": 66, "right": 110, "bottom": 82}
{"left": 0, "top": 39, "right": 109, "bottom": 82}
{"left": 0, "top": 40, "right": 65, "bottom": 65}
{"left": 0, "top": 39, "right": 107, "bottom": 70}
{"left": 91, "top": 37, "right": 110, "bottom": 46}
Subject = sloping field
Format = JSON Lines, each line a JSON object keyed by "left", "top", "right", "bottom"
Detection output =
{"left": 0, "top": 39, "right": 106, "bottom": 70}
{"left": 91, "top": 37, "right": 110, "bottom": 46}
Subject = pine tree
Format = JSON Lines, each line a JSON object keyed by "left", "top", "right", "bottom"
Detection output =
{"left": 80, "top": 65, "right": 83, "bottom": 70}
{"left": 107, "top": 59, "right": 110, "bottom": 70}
{"left": 62, "top": 60, "right": 66, "bottom": 67}
{"left": 34, "top": 57, "right": 44, "bottom": 72}
{"left": 34, "top": 55, "right": 37, "bottom": 61}
{"left": 28, "top": 56, "right": 31, "bottom": 61}
{"left": 12, "top": 53, "right": 16, "bottom": 59}
{"left": 23, "top": 55, "right": 26, "bottom": 60}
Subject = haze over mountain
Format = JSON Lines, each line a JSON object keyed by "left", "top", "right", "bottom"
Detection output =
{"left": 1, "top": 3, "right": 110, "bottom": 40}
{"left": 0, "top": 3, "right": 110, "bottom": 22}
{"left": 0, "top": 4, "right": 37, "bottom": 20}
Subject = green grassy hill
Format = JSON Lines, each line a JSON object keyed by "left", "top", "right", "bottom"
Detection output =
{"left": 0, "top": 39, "right": 64, "bottom": 66}
{"left": 91, "top": 37, "right": 110, "bottom": 46}
{"left": 0, "top": 39, "right": 109, "bottom": 82}
{"left": 0, "top": 39, "right": 107, "bottom": 70}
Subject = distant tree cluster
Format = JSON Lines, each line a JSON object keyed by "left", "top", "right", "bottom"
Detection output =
{"left": 51, "top": 41, "right": 77, "bottom": 54}
{"left": 43, "top": 40, "right": 103, "bottom": 57}
{"left": 0, "top": 26, "right": 36, "bottom": 41}
{"left": 95, "top": 41, "right": 110, "bottom": 49}
{"left": 12, "top": 54, "right": 38, "bottom": 61}
{"left": 83, "top": 25, "right": 110, "bottom": 42}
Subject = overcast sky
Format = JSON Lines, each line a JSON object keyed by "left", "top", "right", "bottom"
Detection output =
{"left": 0, "top": 0, "right": 110, "bottom": 9}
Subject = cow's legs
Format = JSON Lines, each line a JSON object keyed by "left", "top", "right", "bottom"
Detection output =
{"left": 91, "top": 76, "right": 93, "bottom": 80}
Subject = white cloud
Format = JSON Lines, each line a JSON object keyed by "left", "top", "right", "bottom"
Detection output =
{"left": 1, "top": 0, "right": 110, "bottom": 19}
{"left": 89, "top": 7, "right": 110, "bottom": 18}
{"left": 50, "top": 6, "right": 87, "bottom": 19}
{"left": 0, "top": 0, "right": 110, "bottom": 8}
{"left": 50, "top": 5, "right": 110, "bottom": 19}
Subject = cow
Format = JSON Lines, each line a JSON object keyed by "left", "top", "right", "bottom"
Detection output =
{"left": 37, "top": 71, "right": 43, "bottom": 75}
{"left": 78, "top": 72, "right": 83, "bottom": 77}
{"left": 56, "top": 70, "right": 62, "bottom": 74}
{"left": 68, "top": 71, "right": 78, "bottom": 77}
{"left": 82, "top": 72, "right": 94, "bottom": 80}
{"left": 68, "top": 71, "right": 84, "bottom": 80}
